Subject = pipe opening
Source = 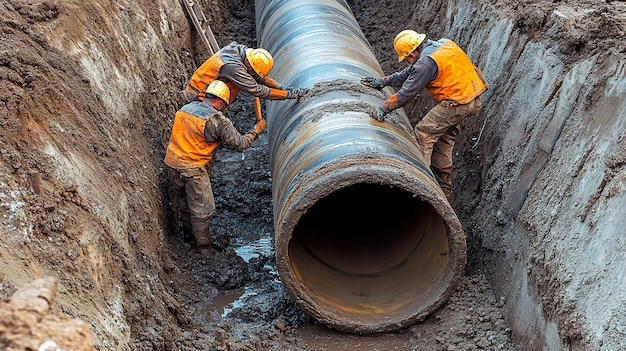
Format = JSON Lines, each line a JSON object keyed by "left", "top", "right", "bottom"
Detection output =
{"left": 289, "top": 183, "right": 449, "bottom": 325}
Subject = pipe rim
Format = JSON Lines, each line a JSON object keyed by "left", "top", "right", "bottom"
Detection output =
{"left": 275, "top": 158, "right": 466, "bottom": 333}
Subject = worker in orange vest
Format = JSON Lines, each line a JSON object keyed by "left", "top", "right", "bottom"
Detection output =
{"left": 165, "top": 80, "right": 266, "bottom": 255}
{"left": 361, "top": 30, "right": 488, "bottom": 200}
{"left": 181, "top": 41, "right": 309, "bottom": 104}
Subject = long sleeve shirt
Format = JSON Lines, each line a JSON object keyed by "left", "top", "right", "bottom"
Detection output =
{"left": 203, "top": 110, "right": 256, "bottom": 152}
{"left": 164, "top": 100, "right": 256, "bottom": 169}
{"left": 187, "top": 42, "right": 288, "bottom": 101}
{"left": 381, "top": 40, "right": 439, "bottom": 110}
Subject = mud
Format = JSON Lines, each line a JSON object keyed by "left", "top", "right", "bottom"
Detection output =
{"left": 0, "top": 0, "right": 624, "bottom": 350}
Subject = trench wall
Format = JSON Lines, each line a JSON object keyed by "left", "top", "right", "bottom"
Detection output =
{"left": 1, "top": 1, "right": 193, "bottom": 348}
{"left": 406, "top": 1, "right": 626, "bottom": 350}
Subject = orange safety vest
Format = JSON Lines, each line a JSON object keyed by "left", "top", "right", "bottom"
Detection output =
{"left": 164, "top": 102, "right": 219, "bottom": 169}
{"left": 186, "top": 49, "right": 241, "bottom": 103}
{"left": 425, "top": 40, "right": 486, "bottom": 104}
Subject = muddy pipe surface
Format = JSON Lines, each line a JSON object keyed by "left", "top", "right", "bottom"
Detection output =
{"left": 256, "top": 0, "right": 467, "bottom": 334}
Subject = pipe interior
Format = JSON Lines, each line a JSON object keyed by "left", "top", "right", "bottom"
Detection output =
{"left": 289, "top": 183, "right": 449, "bottom": 318}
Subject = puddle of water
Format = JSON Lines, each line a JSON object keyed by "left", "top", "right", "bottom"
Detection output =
{"left": 221, "top": 287, "right": 258, "bottom": 318}
{"left": 208, "top": 289, "right": 243, "bottom": 316}
{"left": 295, "top": 324, "right": 410, "bottom": 350}
{"left": 229, "top": 233, "right": 410, "bottom": 349}
{"left": 234, "top": 235, "right": 274, "bottom": 263}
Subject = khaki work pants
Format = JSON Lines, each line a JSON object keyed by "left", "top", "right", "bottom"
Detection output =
{"left": 167, "top": 165, "right": 216, "bottom": 249}
{"left": 414, "top": 96, "right": 482, "bottom": 199}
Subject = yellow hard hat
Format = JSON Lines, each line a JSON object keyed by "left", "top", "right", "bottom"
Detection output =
{"left": 393, "top": 30, "right": 426, "bottom": 62}
{"left": 205, "top": 80, "right": 230, "bottom": 105}
{"left": 245, "top": 48, "right": 274, "bottom": 78}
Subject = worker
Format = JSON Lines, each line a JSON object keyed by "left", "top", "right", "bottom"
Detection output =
{"left": 165, "top": 80, "right": 267, "bottom": 255}
{"left": 181, "top": 41, "right": 309, "bottom": 104}
{"left": 361, "top": 30, "right": 488, "bottom": 200}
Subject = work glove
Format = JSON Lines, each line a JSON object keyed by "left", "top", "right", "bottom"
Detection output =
{"left": 276, "top": 84, "right": 294, "bottom": 90}
{"left": 370, "top": 106, "right": 389, "bottom": 122}
{"left": 286, "top": 88, "right": 310, "bottom": 99}
{"left": 360, "top": 77, "right": 384, "bottom": 89}
{"left": 179, "top": 89, "right": 198, "bottom": 105}
{"left": 253, "top": 118, "right": 267, "bottom": 135}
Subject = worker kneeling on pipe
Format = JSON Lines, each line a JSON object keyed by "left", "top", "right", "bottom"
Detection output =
{"left": 181, "top": 41, "right": 310, "bottom": 105}
{"left": 361, "top": 30, "right": 489, "bottom": 200}
{"left": 165, "top": 80, "right": 267, "bottom": 255}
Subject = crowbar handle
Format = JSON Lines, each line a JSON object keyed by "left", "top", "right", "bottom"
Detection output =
{"left": 253, "top": 97, "right": 263, "bottom": 121}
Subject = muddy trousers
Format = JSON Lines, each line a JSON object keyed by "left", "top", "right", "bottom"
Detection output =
{"left": 414, "top": 96, "right": 482, "bottom": 199}
{"left": 167, "top": 166, "right": 216, "bottom": 251}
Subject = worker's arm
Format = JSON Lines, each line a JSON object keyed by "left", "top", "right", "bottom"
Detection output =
{"left": 382, "top": 57, "right": 438, "bottom": 110}
{"left": 260, "top": 77, "right": 302, "bottom": 94}
{"left": 366, "top": 57, "right": 437, "bottom": 122}
{"left": 204, "top": 112, "right": 264, "bottom": 152}
{"left": 259, "top": 76, "right": 282, "bottom": 89}
{"left": 220, "top": 63, "right": 291, "bottom": 100}
{"left": 361, "top": 63, "right": 416, "bottom": 89}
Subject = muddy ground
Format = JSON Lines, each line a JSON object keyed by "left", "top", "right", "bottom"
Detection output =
{"left": 1, "top": 0, "right": 624, "bottom": 350}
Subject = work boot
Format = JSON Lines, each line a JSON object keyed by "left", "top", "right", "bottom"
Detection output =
{"left": 193, "top": 231, "right": 213, "bottom": 255}
{"left": 181, "top": 220, "right": 193, "bottom": 242}
{"left": 197, "top": 245, "right": 214, "bottom": 256}
{"left": 432, "top": 167, "right": 452, "bottom": 201}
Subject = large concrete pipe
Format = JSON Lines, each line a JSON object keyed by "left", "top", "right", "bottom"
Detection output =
{"left": 256, "top": 0, "right": 467, "bottom": 333}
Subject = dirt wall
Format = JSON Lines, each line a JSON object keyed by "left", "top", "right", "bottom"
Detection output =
{"left": 420, "top": 1, "right": 626, "bottom": 350}
{"left": 0, "top": 0, "right": 194, "bottom": 348}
